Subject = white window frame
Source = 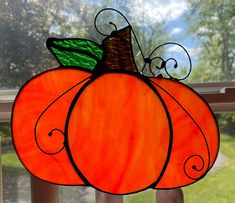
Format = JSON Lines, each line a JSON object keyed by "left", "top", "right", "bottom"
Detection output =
{"left": 1, "top": 82, "right": 235, "bottom": 122}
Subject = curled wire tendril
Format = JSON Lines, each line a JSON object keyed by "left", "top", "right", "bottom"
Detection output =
{"left": 142, "top": 42, "right": 192, "bottom": 80}
{"left": 94, "top": 8, "right": 145, "bottom": 62}
{"left": 94, "top": 8, "right": 192, "bottom": 81}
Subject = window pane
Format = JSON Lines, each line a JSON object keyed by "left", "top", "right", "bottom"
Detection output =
{"left": 1, "top": 0, "right": 235, "bottom": 202}
{"left": 3, "top": 0, "right": 233, "bottom": 89}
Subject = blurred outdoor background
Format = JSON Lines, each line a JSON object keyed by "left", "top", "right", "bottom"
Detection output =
{"left": 0, "top": 0, "right": 234, "bottom": 202}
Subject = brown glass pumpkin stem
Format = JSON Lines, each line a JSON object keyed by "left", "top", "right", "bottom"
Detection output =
{"left": 100, "top": 26, "right": 137, "bottom": 72}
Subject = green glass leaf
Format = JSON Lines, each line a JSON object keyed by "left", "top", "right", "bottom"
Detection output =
{"left": 47, "top": 38, "right": 103, "bottom": 70}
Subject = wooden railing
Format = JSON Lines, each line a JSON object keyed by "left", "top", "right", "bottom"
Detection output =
{"left": 1, "top": 82, "right": 235, "bottom": 203}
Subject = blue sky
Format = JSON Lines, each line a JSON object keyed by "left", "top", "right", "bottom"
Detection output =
{"left": 166, "top": 14, "right": 199, "bottom": 71}
{"left": 123, "top": 0, "right": 199, "bottom": 69}
{"left": 52, "top": 0, "right": 199, "bottom": 71}
{"left": 94, "top": 0, "right": 197, "bottom": 53}
{"left": 167, "top": 14, "right": 199, "bottom": 66}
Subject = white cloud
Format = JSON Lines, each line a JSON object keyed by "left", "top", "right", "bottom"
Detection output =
{"left": 129, "top": 0, "right": 189, "bottom": 23}
{"left": 167, "top": 45, "right": 180, "bottom": 53}
{"left": 164, "top": 45, "right": 201, "bottom": 67}
{"left": 198, "top": 27, "right": 209, "bottom": 33}
{"left": 171, "top": 27, "right": 183, "bottom": 35}
{"left": 187, "top": 47, "right": 201, "bottom": 58}
{"left": 167, "top": 46, "right": 201, "bottom": 58}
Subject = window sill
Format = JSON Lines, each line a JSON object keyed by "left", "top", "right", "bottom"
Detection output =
{"left": 1, "top": 82, "right": 235, "bottom": 122}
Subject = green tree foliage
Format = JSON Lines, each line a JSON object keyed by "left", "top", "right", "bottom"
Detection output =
{"left": 0, "top": 0, "right": 51, "bottom": 88}
{"left": 0, "top": 0, "right": 100, "bottom": 88}
{"left": 0, "top": 0, "right": 168, "bottom": 89}
{"left": 187, "top": 0, "right": 235, "bottom": 82}
{"left": 0, "top": 123, "right": 11, "bottom": 140}
{"left": 126, "top": 0, "right": 168, "bottom": 76}
{"left": 186, "top": 0, "right": 235, "bottom": 135}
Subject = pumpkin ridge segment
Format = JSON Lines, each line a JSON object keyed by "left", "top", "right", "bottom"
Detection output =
{"left": 140, "top": 78, "right": 174, "bottom": 189}
{"left": 64, "top": 71, "right": 173, "bottom": 195}
{"left": 150, "top": 79, "right": 215, "bottom": 187}
{"left": 64, "top": 75, "right": 99, "bottom": 187}
{"left": 11, "top": 68, "right": 92, "bottom": 185}
{"left": 34, "top": 75, "right": 92, "bottom": 155}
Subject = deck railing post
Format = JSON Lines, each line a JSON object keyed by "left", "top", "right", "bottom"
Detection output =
{"left": 31, "top": 176, "right": 61, "bottom": 203}
{"left": 0, "top": 137, "right": 3, "bottom": 203}
{"left": 156, "top": 188, "right": 184, "bottom": 203}
{"left": 95, "top": 190, "right": 123, "bottom": 203}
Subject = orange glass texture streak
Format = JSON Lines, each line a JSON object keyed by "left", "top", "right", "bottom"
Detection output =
{"left": 12, "top": 68, "right": 91, "bottom": 185}
{"left": 151, "top": 78, "right": 219, "bottom": 188}
{"left": 67, "top": 73, "right": 171, "bottom": 194}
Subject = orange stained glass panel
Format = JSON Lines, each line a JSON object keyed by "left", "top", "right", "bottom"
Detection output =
{"left": 150, "top": 78, "right": 219, "bottom": 188}
{"left": 67, "top": 72, "right": 171, "bottom": 194}
{"left": 12, "top": 68, "right": 91, "bottom": 185}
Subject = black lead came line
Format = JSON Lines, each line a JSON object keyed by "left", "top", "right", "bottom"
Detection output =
{"left": 142, "top": 42, "right": 192, "bottom": 80}
{"left": 34, "top": 75, "right": 92, "bottom": 155}
{"left": 151, "top": 80, "right": 211, "bottom": 180}
{"left": 93, "top": 9, "right": 192, "bottom": 81}
{"left": 63, "top": 70, "right": 174, "bottom": 195}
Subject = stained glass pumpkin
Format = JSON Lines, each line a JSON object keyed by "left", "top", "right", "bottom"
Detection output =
{"left": 11, "top": 24, "right": 219, "bottom": 195}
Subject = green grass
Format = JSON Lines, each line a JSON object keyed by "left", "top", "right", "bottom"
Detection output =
{"left": 2, "top": 151, "right": 23, "bottom": 168}
{"left": 2, "top": 151, "right": 25, "bottom": 175}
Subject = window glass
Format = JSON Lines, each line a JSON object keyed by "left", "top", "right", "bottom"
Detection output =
{"left": 0, "top": 0, "right": 168, "bottom": 87}
{"left": 2, "top": 0, "right": 233, "bottom": 89}
{"left": 1, "top": 0, "right": 235, "bottom": 202}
